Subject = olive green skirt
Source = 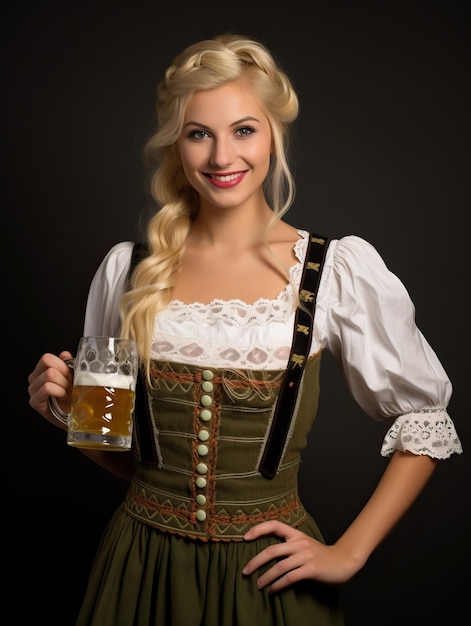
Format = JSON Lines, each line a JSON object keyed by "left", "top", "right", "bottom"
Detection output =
{"left": 75, "top": 505, "right": 344, "bottom": 626}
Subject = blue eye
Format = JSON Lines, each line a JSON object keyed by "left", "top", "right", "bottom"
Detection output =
{"left": 236, "top": 126, "right": 256, "bottom": 137}
{"left": 188, "top": 129, "right": 210, "bottom": 140}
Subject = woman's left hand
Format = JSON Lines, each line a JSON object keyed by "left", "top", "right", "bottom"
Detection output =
{"left": 242, "top": 520, "right": 359, "bottom": 592}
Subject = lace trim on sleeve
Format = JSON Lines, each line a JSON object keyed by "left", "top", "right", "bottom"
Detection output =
{"left": 381, "top": 408, "right": 463, "bottom": 460}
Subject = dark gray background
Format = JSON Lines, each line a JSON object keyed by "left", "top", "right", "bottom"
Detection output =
{"left": 3, "top": 1, "right": 469, "bottom": 624}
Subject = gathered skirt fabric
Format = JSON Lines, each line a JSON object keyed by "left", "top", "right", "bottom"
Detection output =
{"left": 75, "top": 505, "right": 344, "bottom": 626}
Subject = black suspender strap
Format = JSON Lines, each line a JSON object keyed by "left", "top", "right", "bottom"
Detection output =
{"left": 258, "top": 233, "right": 329, "bottom": 479}
{"left": 127, "top": 241, "right": 148, "bottom": 288}
{"left": 127, "top": 242, "right": 159, "bottom": 464}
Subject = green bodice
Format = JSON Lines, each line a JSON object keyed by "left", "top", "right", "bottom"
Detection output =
{"left": 124, "top": 354, "right": 322, "bottom": 541}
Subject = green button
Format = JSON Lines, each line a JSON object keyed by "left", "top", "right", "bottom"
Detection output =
{"left": 196, "top": 494, "right": 207, "bottom": 505}
{"left": 195, "top": 476, "right": 207, "bottom": 488}
{"left": 200, "top": 395, "right": 212, "bottom": 407}
{"left": 198, "top": 429, "right": 210, "bottom": 442}
{"left": 196, "top": 463, "right": 208, "bottom": 475}
{"left": 202, "top": 370, "right": 214, "bottom": 381}
{"left": 202, "top": 381, "right": 213, "bottom": 393}
{"left": 197, "top": 444, "right": 209, "bottom": 456}
{"left": 196, "top": 509, "right": 207, "bottom": 522}
{"left": 199, "top": 409, "right": 212, "bottom": 422}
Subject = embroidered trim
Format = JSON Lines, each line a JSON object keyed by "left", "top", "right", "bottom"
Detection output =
{"left": 124, "top": 479, "right": 307, "bottom": 542}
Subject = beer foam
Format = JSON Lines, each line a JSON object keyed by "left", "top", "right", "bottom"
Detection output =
{"left": 74, "top": 371, "right": 136, "bottom": 390}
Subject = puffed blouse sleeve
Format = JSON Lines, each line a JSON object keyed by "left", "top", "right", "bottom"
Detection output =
{"left": 316, "top": 235, "right": 462, "bottom": 460}
{"left": 83, "top": 241, "right": 134, "bottom": 338}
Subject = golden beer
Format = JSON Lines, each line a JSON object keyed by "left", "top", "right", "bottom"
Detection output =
{"left": 68, "top": 371, "right": 136, "bottom": 450}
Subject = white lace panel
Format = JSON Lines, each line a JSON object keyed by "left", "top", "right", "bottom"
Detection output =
{"left": 150, "top": 233, "right": 309, "bottom": 370}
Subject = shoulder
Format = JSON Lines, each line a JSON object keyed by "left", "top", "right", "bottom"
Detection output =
{"left": 102, "top": 240, "right": 135, "bottom": 262}
{"left": 326, "top": 234, "right": 390, "bottom": 274}
{"left": 292, "top": 228, "right": 332, "bottom": 264}
{"left": 84, "top": 241, "right": 136, "bottom": 336}
{"left": 322, "top": 234, "right": 412, "bottom": 307}
{"left": 91, "top": 241, "right": 135, "bottom": 285}
{"left": 100, "top": 241, "right": 135, "bottom": 267}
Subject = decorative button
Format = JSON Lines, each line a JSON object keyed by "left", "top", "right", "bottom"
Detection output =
{"left": 201, "top": 381, "right": 213, "bottom": 393}
{"left": 202, "top": 369, "right": 214, "bottom": 381}
{"left": 198, "top": 429, "right": 210, "bottom": 442}
{"left": 200, "top": 394, "right": 212, "bottom": 407}
{"left": 196, "top": 509, "right": 207, "bottom": 522}
{"left": 196, "top": 494, "right": 206, "bottom": 505}
{"left": 195, "top": 476, "right": 207, "bottom": 488}
{"left": 199, "top": 409, "right": 212, "bottom": 422}
{"left": 196, "top": 463, "right": 208, "bottom": 475}
{"left": 197, "top": 444, "right": 209, "bottom": 456}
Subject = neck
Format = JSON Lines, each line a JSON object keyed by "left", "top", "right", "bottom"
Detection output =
{"left": 190, "top": 202, "right": 275, "bottom": 251}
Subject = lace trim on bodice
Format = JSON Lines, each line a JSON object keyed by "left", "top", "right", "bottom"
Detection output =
{"left": 150, "top": 232, "right": 308, "bottom": 369}
{"left": 160, "top": 288, "right": 295, "bottom": 327}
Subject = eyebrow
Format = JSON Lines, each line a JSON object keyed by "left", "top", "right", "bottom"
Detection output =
{"left": 182, "top": 115, "right": 261, "bottom": 129}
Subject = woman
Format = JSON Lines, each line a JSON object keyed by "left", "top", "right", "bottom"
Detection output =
{"left": 27, "top": 33, "right": 462, "bottom": 626}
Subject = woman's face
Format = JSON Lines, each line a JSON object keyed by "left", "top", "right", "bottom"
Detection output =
{"left": 177, "top": 79, "right": 273, "bottom": 211}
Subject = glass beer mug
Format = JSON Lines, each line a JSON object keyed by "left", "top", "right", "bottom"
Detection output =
{"left": 50, "top": 336, "right": 139, "bottom": 451}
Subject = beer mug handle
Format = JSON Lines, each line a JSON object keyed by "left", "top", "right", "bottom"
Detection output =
{"left": 46, "top": 358, "right": 75, "bottom": 425}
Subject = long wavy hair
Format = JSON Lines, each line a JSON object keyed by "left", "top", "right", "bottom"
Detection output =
{"left": 120, "top": 33, "right": 299, "bottom": 378}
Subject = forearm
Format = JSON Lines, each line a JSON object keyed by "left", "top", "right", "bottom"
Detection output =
{"left": 335, "top": 450, "right": 438, "bottom": 568}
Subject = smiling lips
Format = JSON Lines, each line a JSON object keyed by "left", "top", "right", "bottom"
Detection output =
{"left": 204, "top": 171, "right": 247, "bottom": 188}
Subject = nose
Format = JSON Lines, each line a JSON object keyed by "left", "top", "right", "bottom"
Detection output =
{"left": 209, "top": 137, "right": 235, "bottom": 169}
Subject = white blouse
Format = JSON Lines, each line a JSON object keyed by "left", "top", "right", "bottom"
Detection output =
{"left": 83, "top": 230, "right": 463, "bottom": 460}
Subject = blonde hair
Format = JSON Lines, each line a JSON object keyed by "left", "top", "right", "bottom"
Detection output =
{"left": 120, "top": 33, "right": 299, "bottom": 378}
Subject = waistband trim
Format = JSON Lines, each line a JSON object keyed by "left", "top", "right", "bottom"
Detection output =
{"left": 124, "top": 478, "right": 307, "bottom": 542}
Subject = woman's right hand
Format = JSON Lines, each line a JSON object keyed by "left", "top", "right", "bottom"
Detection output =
{"left": 27, "top": 350, "right": 135, "bottom": 481}
{"left": 27, "top": 351, "right": 74, "bottom": 430}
